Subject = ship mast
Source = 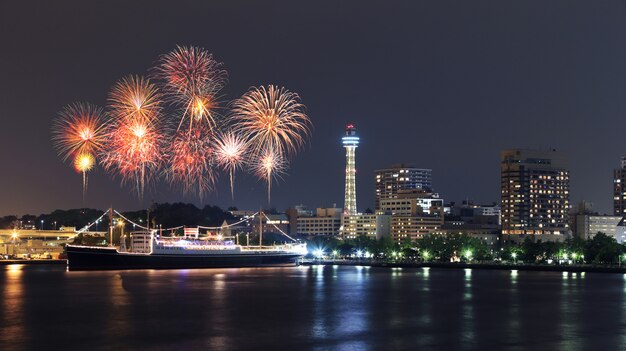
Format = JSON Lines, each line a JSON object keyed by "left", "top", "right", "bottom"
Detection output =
{"left": 108, "top": 207, "right": 113, "bottom": 246}
{"left": 259, "top": 208, "right": 263, "bottom": 248}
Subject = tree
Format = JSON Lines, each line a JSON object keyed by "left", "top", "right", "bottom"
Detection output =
{"left": 584, "top": 233, "right": 622, "bottom": 264}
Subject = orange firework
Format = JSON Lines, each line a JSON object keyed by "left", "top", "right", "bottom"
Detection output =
{"left": 52, "top": 102, "right": 106, "bottom": 161}
{"left": 73, "top": 153, "right": 95, "bottom": 197}
{"left": 154, "top": 46, "right": 227, "bottom": 132}
{"left": 214, "top": 130, "right": 249, "bottom": 200}
{"left": 231, "top": 85, "right": 311, "bottom": 158}
{"left": 251, "top": 147, "right": 287, "bottom": 203}
{"left": 166, "top": 127, "right": 217, "bottom": 199}
{"left": 101, "top": 75, "right": 165, "bottom": 198}
{"left": 108, "top": 75, "right": 162, "bottom": 123}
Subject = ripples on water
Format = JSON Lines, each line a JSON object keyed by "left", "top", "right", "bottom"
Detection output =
{"left": 1, "top": 264, "right": 625, "bottom": 350}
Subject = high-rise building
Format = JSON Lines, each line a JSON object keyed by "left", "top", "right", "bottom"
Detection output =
{"left": 342, "top": 124, "right": 359, "bottom": 215}
{"left": 375, "top": 164, "right": 432, "bottom": 210}
{"left": 613, "top": 157, "right": 626, "bottom": 216}
{"left": 501, "top": 149, "right": 570, "bottom": 241}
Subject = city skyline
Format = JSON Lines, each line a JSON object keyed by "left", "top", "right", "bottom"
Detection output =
{"left": 2, "top": 1, "right": 626, "bottom": 215}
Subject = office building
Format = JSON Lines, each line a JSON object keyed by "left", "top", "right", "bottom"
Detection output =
{"left": 375, "top": 164, "right": 432, "bottom": 210}
{"left": 501, "top": 149, "right": 570, "bottom": 241}
{"left": 614, "top": 157, "right": 626, "bottom": 216}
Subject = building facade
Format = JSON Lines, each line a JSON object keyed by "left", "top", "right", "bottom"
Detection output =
{"left": 379, "top": 189, "right": 444, "bottom": 242}
{"left": 375, "top": 164, "right": 432, "bottom": 210}
{"left": 341, "top": 214, "right": 391, "bottom": 240}
{"left": 574, "top": 215, "right": 623, "bottom": 240}
{"left": 614, "top": 157, "right": 626, "bottom": 216}
{"left": 296, "top": 207, "right": 343, "bottom": 237}
{"left": 501, "top": 149, "right": 570, "bottom": 241}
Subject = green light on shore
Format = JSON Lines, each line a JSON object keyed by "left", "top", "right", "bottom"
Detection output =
{"left": 464, "top": 249, "right": 473, "bottom": 260}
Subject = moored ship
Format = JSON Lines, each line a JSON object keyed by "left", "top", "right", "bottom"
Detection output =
{"left": 66, "top": 231, "right": 307, "bottom": 271}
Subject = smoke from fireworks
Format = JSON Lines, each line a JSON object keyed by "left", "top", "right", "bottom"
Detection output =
{"left": 154, "top": 45, "right": 227, "bottom": 132}
{"left": 166, "top": 127, "right": 217, "bottom": 199}
{"left": 251, "top": 147, "right": 287, "bottom": 203}
{"left": 214, "top": 130, "right": 249, "bottom": 200}
{"left": 101, "top": 76, "right": 165, "bottom": 198}
{"left": 231, "top": 85, "right": 311, "bottom": 159}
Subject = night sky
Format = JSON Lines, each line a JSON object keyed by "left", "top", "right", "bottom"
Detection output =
{"left": 1, "top": 1, "right": 626, "bottom": 216}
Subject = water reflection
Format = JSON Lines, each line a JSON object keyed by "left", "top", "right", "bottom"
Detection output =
{"left": 4, "top": 265, "right": 626, "bottom": 350}
{"left": 558, "top": 270, "right": 582, "bottom": 351}
{"left": 461, "top": 268, "right": 475, "bottom": 349}
{"left": 1, "top": 265, "right": 25, "bottom": 348}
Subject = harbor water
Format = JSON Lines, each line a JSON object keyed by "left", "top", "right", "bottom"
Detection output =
{"left": 1, "top": 264, "right": 625, "bottom": 350}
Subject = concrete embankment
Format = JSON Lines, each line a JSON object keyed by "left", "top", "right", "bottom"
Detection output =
{"left": 302, "top": 260, "right": 626, "bottom": 274}
{"left": 0, "top": 259, "right": 67, "bottom": 266}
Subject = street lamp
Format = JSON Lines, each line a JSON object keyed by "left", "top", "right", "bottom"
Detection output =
{"left": 464, "top": 249, "right": 473, "bottom": 262}
{"left": 11, "top": 231, "right": 18, "bottom": 257}
{"left": 422, "top": 250, "right": 430, "bottom": 262}
{"left": 512, "top": 252, "right": 517, "bottom": 264}
{"left": 40, "top": 220, "right": 44, "bottom": 230}
{"left": 314, "top": 249, "right": 324, "bottom": 260}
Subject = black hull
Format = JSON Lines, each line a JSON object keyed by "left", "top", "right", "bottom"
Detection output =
{"left": 66, "top": 246, "right": 302, "bottom": 271}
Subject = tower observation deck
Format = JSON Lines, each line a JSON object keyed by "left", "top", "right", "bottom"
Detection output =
{"left": 342, "top": 124, "right": 359, "bottom": 215}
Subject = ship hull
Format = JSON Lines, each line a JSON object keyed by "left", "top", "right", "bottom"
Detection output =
{"left": 66, "top": 245, "right": 303, "bottom": 271}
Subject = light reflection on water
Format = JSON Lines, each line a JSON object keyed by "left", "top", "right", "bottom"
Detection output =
{"left": 461, "top": 268, "right": 475, "bottom": 350}
{"left": 1, "top": 264, "right": 626, "bottom": 350}
{"left": 1, "top": 265, "right": 24, "bottom": 349}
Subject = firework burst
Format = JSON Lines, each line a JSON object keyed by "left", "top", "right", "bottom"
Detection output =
{"left": 166, "top": 126, "right": 217, "bottom": 199}
{"left": 214, "top": 130, "right": 249, "bottom": 200}
{"left": 101, "top": 76, "right": 165, "bottom": 198}
{"left": 52, "top": 102, "right": 106, "bottom": 161}
{"left": 154, "top": 45, "right": 227, "bottom": 132}
{"left": 231, "top": 85, "right": 311, "bottom": 158}
{"left": 251, "top": 147, "right": 287, "bottom": 203}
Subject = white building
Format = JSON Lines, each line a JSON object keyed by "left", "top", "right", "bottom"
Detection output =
{"left": 574, "top": 214, "right": 623, "bottom": 240}
{"left": 341, "top": 214, "right": 391, "bottom": 240}
{"left": 297, "top": 217, "right": 341, "bottom": 237}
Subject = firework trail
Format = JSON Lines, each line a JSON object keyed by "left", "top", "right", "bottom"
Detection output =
{"left": 52, "top": 102, "right": 106, "bottom": 196}
{"left": 166, "top": 126, "right": 217, "bottom": 199}
{"left": 251, "top": 147, "right": 287, "bottom": 203}
{"left": 231, "top": 85, "right": 311, "bottom": 159}
{"left": 153, "top": 45, "right": 227, "bottom": 132}
{"left": 214, "top": 130, "right": 249, "bottom": 200}
{"left": 101, "top": 75, "right": 165, "bottom": 198}
{"left": 73, "top": 153, "right": 95, "bottom": 198}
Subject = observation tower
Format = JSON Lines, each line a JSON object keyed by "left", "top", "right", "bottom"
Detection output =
{"left": 342, "top": 124, "right": 359, "bottom": 215}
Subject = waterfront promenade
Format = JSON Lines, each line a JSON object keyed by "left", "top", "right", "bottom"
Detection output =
{"left": 302, "top": 259, "right": 626, "bottom": 274}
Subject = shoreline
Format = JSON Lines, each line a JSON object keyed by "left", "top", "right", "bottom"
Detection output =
{"left": 302, "top": 260, "right": 626, "bottom": 274}
{"left": 0, "top": 259, "right": 67, "bottom": 266}
{"left": 2, "top": 259, "right": 626, "bottom": 274}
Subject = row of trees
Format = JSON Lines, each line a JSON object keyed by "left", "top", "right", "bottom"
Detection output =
{"left": 304, "top": 232, "right": 626, "bottom": 265}
{"left": 1, "top": 203, "right": 236, "bottom": 231}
